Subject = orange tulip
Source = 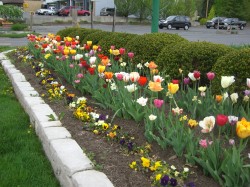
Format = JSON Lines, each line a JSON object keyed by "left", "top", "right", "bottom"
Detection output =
{"left": 148, "top": 81, "right": 163, "bottom": 92}
{"left": 101, "top": 56, "right": 110, "bottom": 66}
{"left": 104, "top": 72, "right": 114, "bottom": 79}
{"left": 148, "top": 61, "right": 158, "bottom": 69}
{"left": 215, "top": 95, "right": 223, "bottom": 103}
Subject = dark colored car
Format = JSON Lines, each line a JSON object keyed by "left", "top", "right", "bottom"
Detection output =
{"left": 100, "top": 7, "right": 115, "bottom": 16}
{"left": 159, "top": 15, "right": 191, "bottom": 30}
{"left": 222, "top": 18, "right": 247, "bottom": 30}
{"left": 206, "top": 17, "right": 226, "bottom": 29}
{"left": 58, "top": 6, "right": 90, "bottom": 16}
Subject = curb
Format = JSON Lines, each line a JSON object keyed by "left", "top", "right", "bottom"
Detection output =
{"left": 0, "top": 51, "right": 114, "bottom": 187}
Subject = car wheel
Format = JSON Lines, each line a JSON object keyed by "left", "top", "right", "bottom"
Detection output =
{"left": 83, "top": 13, "right": 88, "bottom": 16}
{"left": 176, "top": 27, "right": 179, "bottom": 30}
{"left": 167, "top": 24, "right": 172, "bottom": 29}
{"left": 159, "top": 25, "right": 163, "bottom": 29}
{"left": 206, "top": 26, "right": 210, "bottom": 29}
{"left": 240, "top": 25, "right": 244, "bottom": 30}
{"left": 184, "top": 25, "right": 189, "bottom": 30}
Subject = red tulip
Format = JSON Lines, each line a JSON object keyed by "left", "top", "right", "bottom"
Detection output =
{"left": 137, "top": 76, "right": 148, "bottom": 86}
{"left": 88, "top": 67, "right": 95, "bottom": 75}
{"left": 119, "top": 48, "right": 125, "bottom": 55}
{"left": 193, "top": 70, "right": 201, "bottom": 79}
{"left": 216, "top": 114, "right": 228, "bottom": 126}
{"left": 172, "top": 79, "right": 179, "bottom": 84}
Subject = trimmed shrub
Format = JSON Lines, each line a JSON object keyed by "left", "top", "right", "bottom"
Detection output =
{"left": 98, "top": 32, "right": 136, "bottom": 55}
{"left": 211, "top": 48, "right": 250, "bottom": 94}
{"left": 11, "top": 23, "right": 28, "bottom": 31}
{"left": 68, "top": 28, "right": 101, "bottom": 44}
{"left": 156, "top": 41, "right": 235, "bottom": 85}
{"left": 82, "top": 30, "right": 111, "bottom": 45}
{"left": 124, "top": 33, "right": 187, "bottom": 64}
{"left": 56, "top": 27, "right": 81, "bottom": 38}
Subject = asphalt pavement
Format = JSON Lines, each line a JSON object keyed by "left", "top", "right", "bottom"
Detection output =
{"left": 1, "top": 23, "right": 250, "bottom": 47}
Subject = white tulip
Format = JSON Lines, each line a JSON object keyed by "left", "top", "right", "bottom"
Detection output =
{"left": 221, "top": 76, "right": 235, "bottom": 88}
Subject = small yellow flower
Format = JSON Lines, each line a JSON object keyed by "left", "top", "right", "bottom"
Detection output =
{"left": 44, "top": 53, "right": 51, "bottom": 59}
{"left": 93, "top": 130, "right": 99, "bottom": 134}
{"left": 102, "top": 123, "right": 109, "bottom": 130}
{"left": 155, "top": 174, "right": 162, "bottom": 181}
{"left": 141, "top": 157, "right": 150, "bottom": 168}
{"left": 180, "top": 115, "right": 188, "bottom": 121}
{"left": 188, "top": 119, "right": 198, "bottom": 128}
{"left": 129, "top": 161, "right": 137, "bottom": 169}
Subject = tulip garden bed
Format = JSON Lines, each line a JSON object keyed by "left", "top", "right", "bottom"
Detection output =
{"left": 6, "top": 33, "right": 250, "bottom": 187}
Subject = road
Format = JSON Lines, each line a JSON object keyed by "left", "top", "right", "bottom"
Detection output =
{"left": 1, "top": 23, "right": 250, "bottom": 46}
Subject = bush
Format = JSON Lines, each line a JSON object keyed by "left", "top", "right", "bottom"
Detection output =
{"left": 98, "top": 32, "right": 136, "bottom": 55}
{"left": 11, "top": 23, "right": 28, "bottom": 31}
{"left": 156, "top": 41, "right": 235, "bottom": 85}
{"left": 56, "top": 27, "right": 81, "bottom": 38}
{"left": 68, "top": 28, "right": 101, "bottom": 44}
{"left": 199, "top": 18, "right": 208, "bottom": 25}
{"left": 211, "top": 48, "right": 250, "bottom": 94}
{"left": 82, "top": 30, "right": 111, "bottom": 46}
{"left": 124, "top": 33, "right": 187, "bottom": 64}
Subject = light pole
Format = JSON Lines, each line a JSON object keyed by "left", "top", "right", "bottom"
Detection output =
{"left": 90, "top": 0, "right": 96, "bottom": 29}
{"left": 151, "top": 0, "right": 160, "bottom": 33}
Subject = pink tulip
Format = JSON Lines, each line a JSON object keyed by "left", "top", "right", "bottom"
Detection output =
{"left": 74, "top": 80, "right": 80, "bottom": 83}
{"left": 77, "top": 73, "right": 84, "bottom": 78}
{"left": 69, "top": 64, "right": 74, "bottom": 68}
{"left": 110, "top": 45, "right": 115, "bottom": 50}
{"left": 154, "top": 99, "right": 164, "bottom": 108}
{"left": 207, "top": 72, "right": 215, "bottom": 81}
{"left": 128, "top": 52, "right": 134, "bottom": 59}
{"left": 119, "top": 48, "right": 125, "bottom": 55}
{"left": 199, "top": 139, "right": 208, "bottom": 148}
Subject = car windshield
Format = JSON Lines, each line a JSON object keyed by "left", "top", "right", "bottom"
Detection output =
{"left": 224, "top": 18, "right": 232, "bottom": 22}
{"left": 166, "top": 16, "right": 176, "bottom": 21}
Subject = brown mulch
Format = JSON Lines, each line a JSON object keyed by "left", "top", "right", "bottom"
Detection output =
{"left": 9, "top": 50, "right": 221, "bottom": 187}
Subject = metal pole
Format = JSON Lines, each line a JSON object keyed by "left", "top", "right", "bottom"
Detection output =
{"left": 112, "top": 7, "right": 116, "bottom": 32}
{"left": 90, "top": 1, "right": 93, "bottom": 29}
{"left": 151, "top": 0, "right": 159, "bottom": 33}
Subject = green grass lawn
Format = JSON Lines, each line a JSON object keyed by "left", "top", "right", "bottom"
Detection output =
{"left": 0, "top": 50, "right": 60, "bottom": 186}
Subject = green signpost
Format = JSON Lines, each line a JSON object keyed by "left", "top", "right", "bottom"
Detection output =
{"left": 151, "top": 0, "right": 160, "bottom": 33}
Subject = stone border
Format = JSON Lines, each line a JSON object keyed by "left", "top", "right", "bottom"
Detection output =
{"left": 0, "top": 51, "right": 114, "bottom": 187}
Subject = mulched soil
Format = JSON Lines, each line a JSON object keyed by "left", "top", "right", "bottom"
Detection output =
{"left": 9, "top": 49, "right": 221, "bottom": 187}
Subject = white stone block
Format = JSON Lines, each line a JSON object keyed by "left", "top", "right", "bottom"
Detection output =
{"left": 9, "top": 73, "right": 26, "bottom": 82}
{"left": 72, "top": 170, "right": 114, "bottom": 187}
{"left": 21, "top": 96, "right": 45, "bottom": 114}
{"left": 48, "top": 139, "right": 93, "bottom": 187}
{"left": 29, "top": 104, "right": 57, "bottom": 125}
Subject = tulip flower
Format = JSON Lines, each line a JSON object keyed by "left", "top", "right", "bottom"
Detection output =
{"left": 183, "top": 77, "right": 190, "bottom": 85}
{"left": 148, "top": 61, "right": 158, "bottom": 69}
{"left": 101, "top": 56, "right": 110, "bottom": 66}
{"left": 128, "top": 52, "right": 134, "bottom": 59}
{"left": 125, "top": 83, "right": 138, "bottom": 92}
{"left": 153, "top": 75, "right": 164, "bottom": 83}
{"left": 149, "top": 114, "right": 157, "bottom": 121}
{"left": 136, "top": 97, "right": 148, "bottom": 106}
{"left": 89, "top": 56, "right": 97, "bottom": 64}
{"left": 172, "top": 79, "right": 179, "bottom": 84}
{"left": 148, "top": 81, "right": 164, "bottom": 92}
{"left": 98, "top": 65, "right": 106, "bottom": 73}
{"left": 199, "top": 116, "right": 215, "bottom": 133}
{"left": 244, "top": 90, "right": 250, "bottom": 96}
{"left": 115, "top": 72, "right": 124, "bottom": 81}
{"left": 193, "top": 70, "right": 201, "bottom": 80}
{"left": 188, "top": 72, "right": 196, "bottom": 81}
{"left": 129, "top": 72, "right": 140, "bottom": 82}
{"left": 236, "top": 118, "right": 250, "bottom": 139}
{"left": 247, "top": 78, "right": 250, "bottom": 88}
{"left": 154, "top": 99, "right": 164, "bottom": 108}
{"left": 216, "top": 114, "right": 228, "bottom": 126}
{"left": 228, "top": 115, "right": 238, "bottom": 126}
{"left": 137, "top": 76, "right": 148, "bottom": 86}
{"left": 230, "top": 93, "right": 239, "bottom": 104}
{"left": 168, "top": 83, "right": 179, "bottom": 94}
{"left": 206, "top": 72, "right": 215, "bottom": 80}
{"left": 112, "top": 49, "right": 120, "bottom": 56}
{"left": 104, "top": 72, "right": 114, "bottom": 80}
{"left": 87, "top": 41, "right": 92, "bottom": 46}
{"left": 221, "top": 76, "right": 235, "bottom": 88}
{"left": 119, "top": 48, "right": 125, "bottom": 55}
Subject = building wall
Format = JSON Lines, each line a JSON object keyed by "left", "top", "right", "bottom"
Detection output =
{"left": 23, "top": 0, "right": 42, "bottom": 11}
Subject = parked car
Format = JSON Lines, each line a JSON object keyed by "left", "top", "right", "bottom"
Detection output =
{"left": 58, "top": 6, "right": 90, "bottom": 16}
{"left": 100, "top": 7, "right": 115, "bottom": 16}
{"left": 35, "top": 7, "right": 57, "bottom": 15}
{"left": 206, "top": 17, "right": 226, "bottom": 29}
{"left": 159, "top": 15, "right": 191, "bottom": 30}
{"left": 222, "top": 18, "right": 247, "bottom": 30}
{"left": 45, "top": 8, "right": 59, "bottom": 16}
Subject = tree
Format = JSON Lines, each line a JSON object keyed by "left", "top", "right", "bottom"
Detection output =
{"left": 114, "top": 0, "right": 137, "bottom": 18}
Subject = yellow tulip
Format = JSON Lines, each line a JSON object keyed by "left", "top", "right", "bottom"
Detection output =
{"left": 92, "top": 45, "right": 98, "bottom": 51}
{"left": 236, "top": 118, "right": 250, "bottom": 139}
{"left": 87, "top": 41, "right": 92, "bottom": 46}
{"left": 63, "top": 49, "right": 70, "bottom": 55}
{"left": 168, "top": 83, "right": 179, "bottom": 94}
{"left": 70, "top": 49, "right": 76, "bottom": 55}
{"left": 98, "top": 65, "right": 106, "bottom": 73}
{"left": 112, "top": 49, "right": 120, "bottom": 56}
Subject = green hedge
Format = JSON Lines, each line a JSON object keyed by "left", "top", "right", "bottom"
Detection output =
{"left": 156, "top": 41, "right": 235, "bottom": 85}
{"left": 82, "top": 30, "right": 111, "bottom": 46}
{"left": 212, "top": 48, "right": 250, "bottom": 94}
{"left": 68, "top": 28, "right": 101, "bottom": 44}
{"left": 56, "top": 27, "right": 81, "bottom": 38}
{"left": 124, "top": 33, "right": 187, "bottom": 64}
{"left": 98, "top": 32, "right": 136, "bottom": 55}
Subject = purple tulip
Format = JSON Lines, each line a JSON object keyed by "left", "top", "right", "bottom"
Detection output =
{"left": 183, "top": 77, "right": 190, "bottom": 85}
